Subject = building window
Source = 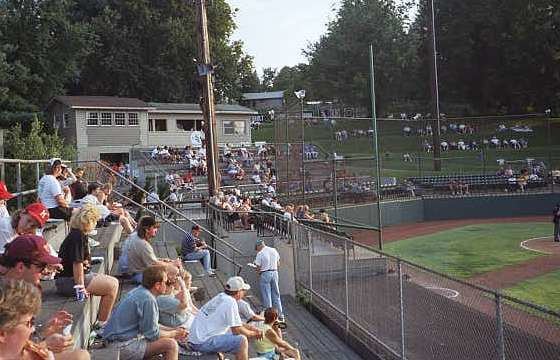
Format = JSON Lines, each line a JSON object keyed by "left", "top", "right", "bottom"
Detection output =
{"left": 223, "top": 120, "right": 246, "bottom": 135}
{"left": 101, "top": 112, "right": 112, "bottom": 126}
{"left": 63, "top": 113, "right": 70, "bottom": 128}
{"left": 87, "top": 112, "right": 99, "bottom": 126}
{"left": 177, "top": 119, "right": 203, "bottom": 131}
{"left": 115, "top": 112, "right": 126, "bottom": 126}
{"left": 128, "top": 113, "right": 139, "bottom": 126}
{"left": 149, "top": 119, "right": 167, "bottom": 132}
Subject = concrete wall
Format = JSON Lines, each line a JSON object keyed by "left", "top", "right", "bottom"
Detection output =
{"left": 331, "top": 193, "right": 560, "bottom": 227}
{"left": 333, "top": 198, "right": 424, "bottom": 227}
{"left": 423, "top": 193, "right": 560, "bottom": 221}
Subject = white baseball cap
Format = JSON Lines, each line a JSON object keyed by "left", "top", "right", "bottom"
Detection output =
{"left": 225, "top": 276, "right": 251, "bottom": 291}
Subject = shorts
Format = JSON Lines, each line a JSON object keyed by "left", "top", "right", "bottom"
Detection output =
{"left": 55, "top": 273, "right": 96, "bottom": 297}
{"left": 257, "top": 350, "right": 280, "bottom": 360}
{"left": 48, "top": 206, "right": 73, "bottom": 221}
{"left": 110, "top": 338, "right": 147, "bottom": 360}
{"left": 189, "top": 334, "right": 244, "bottom": 354}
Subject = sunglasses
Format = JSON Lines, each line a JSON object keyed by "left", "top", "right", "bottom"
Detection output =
{"left": 19, "top": 316, "right": 35, "bottom": 329}
{"left": 24, "top": 261, "right": 48, "bottom": 272}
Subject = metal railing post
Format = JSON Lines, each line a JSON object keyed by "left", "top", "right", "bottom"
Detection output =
{"left": 398, "top": 260, "right": 406, "bottom": 359}
{"left": 495, "top": 294, "right": 506, "bottom": 360}
{"left": 0, "top": 162, "right": 4, "bottom": 182}
{"left": 36, "top": 162, "right": 41, "bottom": 187}
{"left": 344, "top": 239, "right": 350, "bottom": 336}
{"left": 16, "top": 162, "right": 22, "bottom": 209}
{"left": 308, "top": 229, "right": 313, "bottom": 309}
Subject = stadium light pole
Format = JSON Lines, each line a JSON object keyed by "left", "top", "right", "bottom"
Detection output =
{"left": 427, "top": 0, "right": 442, "bottom": 172}
{"left": 369, "top": 44, "right": 383, "bottom": 251}
{"left": 295, "top": 90, "right": 306, "bottom": 203}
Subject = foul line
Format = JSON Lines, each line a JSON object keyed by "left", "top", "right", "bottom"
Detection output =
{"left": 520, "top": 236, "right": 553, "bottom": 255}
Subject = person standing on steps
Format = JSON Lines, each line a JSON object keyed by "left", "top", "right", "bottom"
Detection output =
{"left": 253, "top": 240, "right": 284, "bottom": 321}
{"left": 553, "top": 203, "right": 560, "bottom": 242}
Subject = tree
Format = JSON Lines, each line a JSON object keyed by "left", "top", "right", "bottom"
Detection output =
{"left": 261, "top": 67, "right": 277, "bottom": 91}
{"left": 0, "top": 0, "right": 94, "bottom": 113}
{"left": 6, "top": 117, "right": 76, "bottom": 161}
{"left": 304, "top": 0, "right": 415, "bottom": 113}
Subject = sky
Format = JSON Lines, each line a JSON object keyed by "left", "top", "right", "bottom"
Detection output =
{"left": 227, "top": 0, "right": 341, "bottom": 74}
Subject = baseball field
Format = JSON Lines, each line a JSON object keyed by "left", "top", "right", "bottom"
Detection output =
{"left": 382, "top": 217, "right": 560, "bottom": 311}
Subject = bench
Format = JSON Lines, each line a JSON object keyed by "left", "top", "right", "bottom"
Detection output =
{"left": 38, "top": 224, "right": 120, "bottom": 350}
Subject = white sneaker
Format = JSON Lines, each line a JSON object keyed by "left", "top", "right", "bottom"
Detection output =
{"left": 88, "top": 238, "right": 101, "bottom": 247}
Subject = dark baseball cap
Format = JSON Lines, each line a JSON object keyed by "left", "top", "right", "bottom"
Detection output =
{"left": 3, "top": 234, "right": 60, "bottom": 265}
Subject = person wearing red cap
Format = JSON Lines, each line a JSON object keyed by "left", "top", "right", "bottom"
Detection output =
{"left": 0, "top": 180, "right": 15, "bottom": 218}
{"left": 0, "top": 202, "right": 50, "bottom": 254}
{"left": 0, "top": 235, "right": 90, "bottom": 360}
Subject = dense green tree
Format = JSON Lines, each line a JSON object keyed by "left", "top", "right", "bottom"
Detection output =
{"left": 73, "top": 0, "right": 252, "bottom": 103}
{"left": 304, "top": 0, "right": 414, "bottom": 114}
{"left": 0, "top": 0, "right": 94, "bottom": 124}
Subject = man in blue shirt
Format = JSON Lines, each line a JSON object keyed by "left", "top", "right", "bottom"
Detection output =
{"left": 103, "top": 265, "right": 188, "bottom": 360}
{"left": 181, "top": 225, "right": 214, "bottom": 275}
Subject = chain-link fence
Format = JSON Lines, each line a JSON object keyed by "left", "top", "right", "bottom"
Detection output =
{"left": 271, "top": 113, "right": 560, "bottom": 204}
{"left": 288, "top": 220, "right": 560, "bottom": 360}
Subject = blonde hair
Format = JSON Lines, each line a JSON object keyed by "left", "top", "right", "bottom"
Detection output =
{"left": 0, "top": 279, "right": 41, "bottom": 330}
{"left": 70, "top": 204, "right": 101, "bottom": 233}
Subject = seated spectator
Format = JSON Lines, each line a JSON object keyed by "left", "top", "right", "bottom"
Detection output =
{"left": 254, "top": 308, "right": 301, "bottom": 360}
{"left": 127, "top": 216, "right": 182, "bottom": 284}
{"left": 0, "top": 181, "right": 14, "bottom": 218}
{"left": 157, "top": 268, "right": 198, "bottom": 330}
{"left": 283, "top": 205, "right": 295, "bottom": 222}
{"left": 147, "top": 189, "right": 160, "bottom": 204}
{"left": 238, "top": 198, "right": 253, "bottom": 230}
{"left": 318, "top": 209, "right": 331, "bottom": 224}
{"left": 0, "top": 235, "right": 89, "bottom": 359}
{"left": 0, "top": 279, "right": 90, "bottom": 360}
{"left": 181, "top": 225, "right": 214, "bottom": 276}
{"left": 188, "top": 276, "right": 263, "bottom": 359}
{"left": 38, "top": 158, "right": 73, "bottom": 220}
{"left": 517, "top": 168, "right": 530, "bottom": 192}
{"left": 0, "top": 202, "right": 49, "bottom": 254}
{"left": 55, "top": 204, "right": 119, "bottom": 330}
{"left": 238, "top": 287, "right": 265, "bottom": 324}
{"left": 58, "top": 165, "right": 77, "bottom": 204}
{"left": 100, "top": 183, "right": 136, "bottom": 234}
{"left": 70, "top": 168, "right": 88, "bottom": 200}
{"left": 78, "top": 182, "right": 112, "bottom": 220}
{"left": 103, "top": 265, "right": 187, "bottom": 360}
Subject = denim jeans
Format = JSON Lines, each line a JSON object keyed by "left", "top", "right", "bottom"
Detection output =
{"left": 259, "top": 270, "right": 283, "bottom": 317}
{"left": 184, "top": 250, "right": 211, "bottom": 272}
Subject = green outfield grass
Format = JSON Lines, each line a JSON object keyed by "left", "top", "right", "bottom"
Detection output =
{"left": 383, "top": 222, "right": 551, "bottom": 278}
{"left": 505, "top": 270, "right": 560, "bottom": 312}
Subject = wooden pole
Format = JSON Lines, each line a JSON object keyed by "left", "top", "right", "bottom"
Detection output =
{"left": 196, "top": 0, "right": 220, "bottom": 196}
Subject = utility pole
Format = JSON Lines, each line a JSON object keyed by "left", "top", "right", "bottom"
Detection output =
{"left": 427, "top": 0, "right": 442, "bottom": 171}
{"left": 196, "top": 0, "right": 220, "bottom": 195}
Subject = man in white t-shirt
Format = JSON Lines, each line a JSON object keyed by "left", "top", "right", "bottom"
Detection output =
{"left": 254, "top": 240, "right": 284, "bottom": 320}
{"left": 188, "top": 277, "right": 262, "bottom": 359}
{"left": 37, "top": 158, "right": 72, "bottom": 220}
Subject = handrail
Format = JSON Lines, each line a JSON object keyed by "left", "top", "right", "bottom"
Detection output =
{"left": 95, "top": 161, "right": 243, "bottom": 256}
{"left": 111, "top": 188, "right": 243, "bottom": 275}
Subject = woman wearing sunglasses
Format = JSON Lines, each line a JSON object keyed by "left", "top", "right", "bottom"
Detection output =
{"left": 0, "top": 278, "right": 53, "bottom": 359}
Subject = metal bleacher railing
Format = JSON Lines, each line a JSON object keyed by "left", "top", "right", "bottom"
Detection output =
{"left": 92, "top": 161, "right": 244, "bottom": 276}
{"left": 0, "top": 157, "right": 244, "bottom": 276}
{"left": 207, "top": 201, "right": 560, "bottom": 360}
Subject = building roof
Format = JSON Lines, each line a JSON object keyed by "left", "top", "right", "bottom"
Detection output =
{"left": 148, "top": 102, "right": 257, "bottom": 114}
{"left": 241, "top": 91, "right": 285, "bottom": 101}
{"left": 52, "top": 96, "right": 151, "bottom": 109}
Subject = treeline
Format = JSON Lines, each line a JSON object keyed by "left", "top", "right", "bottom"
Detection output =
{"left": 0, "top": 0, "right": 258, "bottom": 126}
{"left": 262, "top": 0, "right": 560, "bottom": 116}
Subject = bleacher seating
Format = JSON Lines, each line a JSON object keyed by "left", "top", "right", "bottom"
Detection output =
{"left": 408, "top": 173, "right": 547, "bottom": 193}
